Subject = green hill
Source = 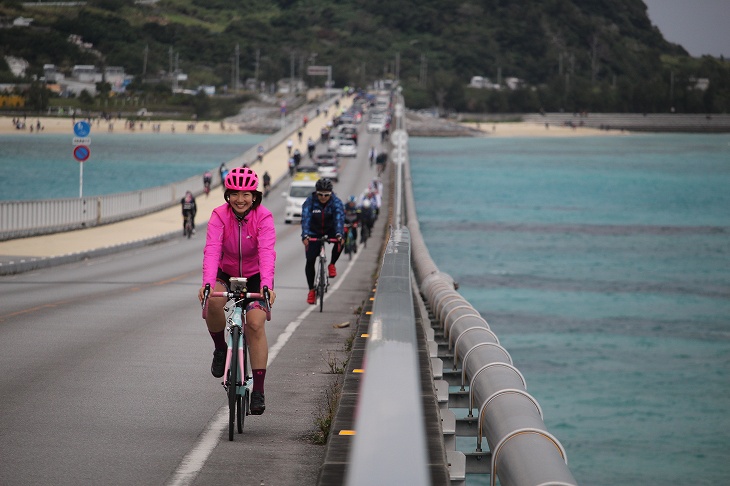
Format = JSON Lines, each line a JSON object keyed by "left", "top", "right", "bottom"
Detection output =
{"left": 1, "top": 0, "right": 728, "bottom": 114}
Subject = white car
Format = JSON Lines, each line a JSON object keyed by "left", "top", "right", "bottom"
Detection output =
{"left": 317, "top": 161, "right": 339, "bottom": 182}
{"left": 282, "top": 173, "right": 318, "bottom": 224}
{"left": 336, "top": 139, "right": 357, "bottom": 157}
{"left": 328, "top": 135, "right": 346, "bottom": 152}
{"left": 367, "top": 117, "right": 385, "bottom": 133}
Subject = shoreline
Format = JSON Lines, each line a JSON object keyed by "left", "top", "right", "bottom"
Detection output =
{"left": 2, "top": 115, "right": 243, "bottom": 136}
{"left": 2, "top": 115, "right": 628, "bottom": 139}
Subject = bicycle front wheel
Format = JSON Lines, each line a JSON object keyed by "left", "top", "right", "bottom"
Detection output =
{"left": 228, "top": 326, "right": 240, "bottom": 441}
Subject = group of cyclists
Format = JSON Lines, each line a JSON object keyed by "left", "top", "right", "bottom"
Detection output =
{"left": 191, "top": 91, "right": 389, "bottom": 417}
{"left": 192, "top": 168, "right": 377, "bottom": 415}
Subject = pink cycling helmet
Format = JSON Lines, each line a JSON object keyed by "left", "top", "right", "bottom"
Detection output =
{"left": 225, "top": 167, "right": 259, "bottom": 191}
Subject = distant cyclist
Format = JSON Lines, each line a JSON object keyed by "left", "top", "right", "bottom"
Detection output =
{"left": 203, "top": 171, "right": 212, "bottom": 197}
{"left": 301, "top": 178, "right": 345, "bottom": 304}
{"left": 197, "top": 167, "right": 277, "bottom": 415}
{"left": 344, "top": 195, "right": 360, "bottom": 248}
{"left": 359, "top": 198, "right": 375, "bottom": 244}
{"left": 307, "top": 137, "right": 316, "bottom": 158}
{"left": 181, "top": 191, "right": 197, "bottom": 235}
{"left": 262, "top": 171, "right": 271, "bottom": 198}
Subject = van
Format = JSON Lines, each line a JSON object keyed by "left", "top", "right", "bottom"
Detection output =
{"left": 282, "top": 172, "right": 318, "bottom": 224}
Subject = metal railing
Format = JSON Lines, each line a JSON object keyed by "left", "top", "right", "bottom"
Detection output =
{"left": 345, "top": 227, "right": 431, "bottom": 486}
{"left": 399, "top": 92, "right": 578, "bottom": 485}
{"left": 0, "top": 95, "right": 343, "bottom": 241}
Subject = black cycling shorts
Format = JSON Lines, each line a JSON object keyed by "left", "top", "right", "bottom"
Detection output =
{"left": 216, "top": 269, "right": 265, "bottom": 312}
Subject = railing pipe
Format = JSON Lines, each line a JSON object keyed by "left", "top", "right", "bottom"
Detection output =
{"left": 398, "top": 91, "right": 577, "bottom": 485}
{"left": 345, "top": 227, "right": 430, "bottom": 486}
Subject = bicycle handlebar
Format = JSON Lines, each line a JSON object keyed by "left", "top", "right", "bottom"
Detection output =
{"left": 310, "top": 235, "right": 341, "bottom": 243}
{"left": 202, "top": 285, "right": 272, "bottom": 321}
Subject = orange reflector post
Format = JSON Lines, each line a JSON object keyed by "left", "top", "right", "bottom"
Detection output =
{"left": 339, "top": 430, "right": 356, "bottom": 436}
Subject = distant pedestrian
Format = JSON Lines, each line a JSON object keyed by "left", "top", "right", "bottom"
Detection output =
{"left": 263, "top": 171, "right": 271, "bottom": 197}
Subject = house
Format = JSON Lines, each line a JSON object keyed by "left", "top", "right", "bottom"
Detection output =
{"left": 4, "top": 56, "right": 29, "bottom": 78}
{"left": 72, "top": 65, "right": 102, "bottom": 83}
{"left": 12, "top": 17, "right": 33, "bottom": 27}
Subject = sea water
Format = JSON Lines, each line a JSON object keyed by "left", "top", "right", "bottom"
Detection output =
{"left": 409, "top": 134, "right": 730, "bottom": 485}
{"left": 2, "top": 130, "right": 729, "bottom": 484}
{"left": 0, "top": 132, "right": 265, "bottom": 200}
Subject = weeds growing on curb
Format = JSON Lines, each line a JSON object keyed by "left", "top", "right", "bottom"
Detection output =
{"left": 324, "top": 350, "right": 347, "bottom": 374}
{"left": 309, "top": 376, "right": 342, "bottom": 445}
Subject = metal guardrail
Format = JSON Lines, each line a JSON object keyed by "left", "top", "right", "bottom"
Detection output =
{"left": 398, "top": 92, "right": 578, "bottom": 485}
{"left": 345, "top": 227, "right": 431, "bottom": 486}
{"left": 0, "top": 95, "right": 343, "bottom": 241}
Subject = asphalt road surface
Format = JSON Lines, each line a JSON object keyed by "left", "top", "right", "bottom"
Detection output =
{"left": 0, "top": 127, "right": 390, "bottom": 486}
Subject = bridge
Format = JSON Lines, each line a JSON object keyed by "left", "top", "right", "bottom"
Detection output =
{"left": 0, "top": 92, "right": 576, "bottom": 485}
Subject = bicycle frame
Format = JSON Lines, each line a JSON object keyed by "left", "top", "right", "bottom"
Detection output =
{"left": 184, "top": 213, "right": 193, "bottom": 238}
{"left": 224, "top": 306, "right": 249, "bottom": 396}
{"left": 202, "top": 284, "right": 271, "bottom": 440}
{"left": 312, "top": 236, "right": 339, "bottom": 312}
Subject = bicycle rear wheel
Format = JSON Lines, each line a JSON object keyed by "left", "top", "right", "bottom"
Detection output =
{"left": 227, "top": 326, "right": 240, "bottom": 441}
{"left": 318, "top": 258, "right": 325, "bottom": 312}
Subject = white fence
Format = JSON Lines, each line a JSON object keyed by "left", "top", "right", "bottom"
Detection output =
{"left": 0, "top": 172, "right": 211, "bottom": 240}
{"left": 0, "top": 95, "right": 343, "bottom": 241}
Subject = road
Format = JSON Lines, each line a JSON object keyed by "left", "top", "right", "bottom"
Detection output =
{"left": 0, "top": 127, "right": 389, "bottom": 486}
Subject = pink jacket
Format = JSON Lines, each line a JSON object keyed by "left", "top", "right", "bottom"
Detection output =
{"left": 202, "top": 203, "right": 276, "bottom": 290}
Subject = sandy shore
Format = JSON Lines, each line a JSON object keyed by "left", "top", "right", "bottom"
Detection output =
{"left": 460, "top": 121, "right": 627, "bottom": 137}
{"left": 2, "top": 115, "right": 627, "bottom": 138}
{"left": 2, "top": 115, "right": 241, "bottom": 136}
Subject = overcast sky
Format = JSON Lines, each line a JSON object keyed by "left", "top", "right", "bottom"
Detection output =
{"left": 643, "top": 0, "right": 729, "bottom": 58}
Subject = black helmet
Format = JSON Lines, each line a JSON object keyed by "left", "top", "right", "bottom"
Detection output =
{"left": 316, "top": 178, "right": 333, "bottom": 192}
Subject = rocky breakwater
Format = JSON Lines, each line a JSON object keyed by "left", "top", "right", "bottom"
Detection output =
{"left": 405, "top": 110, "right": 483, "bottom": 137}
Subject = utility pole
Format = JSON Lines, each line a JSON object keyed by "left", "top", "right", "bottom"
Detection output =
{"left": 235, "top": 43, "right": 240, "bottom": 91}
{"left": 395, "top": 52, "right": 400, "bottom": 82}
{"left": 255, "top": 48, "right": 260, "bottom": 87}
{"left": 290, "top": 51, "right": 295, "bottom": 94}
{"left": 142, "top": 44, "right": 148, "bottom": 77}
{"left": 420, "top": 54, "right": 427, "bottom": 87}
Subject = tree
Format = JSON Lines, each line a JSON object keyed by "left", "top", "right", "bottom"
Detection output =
{"left": 25, "top": 82, "right": 50, "bottom": 112}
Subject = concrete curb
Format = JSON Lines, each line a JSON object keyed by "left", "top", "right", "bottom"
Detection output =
{"left": 0, "top": 229, "right": 182, "bottom": 276}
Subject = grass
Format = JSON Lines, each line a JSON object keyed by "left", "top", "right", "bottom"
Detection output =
{"left": 309, "top": 376, "right": 342, "bottom": 445}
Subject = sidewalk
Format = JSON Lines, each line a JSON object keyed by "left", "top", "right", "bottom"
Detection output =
{"left": 0, "top": 96, "right": 353, "bottom": 275}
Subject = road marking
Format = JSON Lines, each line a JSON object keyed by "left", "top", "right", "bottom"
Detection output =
{"left": 166, "top": 249, "right": 362, "bottom": 486}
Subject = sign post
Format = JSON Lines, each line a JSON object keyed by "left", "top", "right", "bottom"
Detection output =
{"left": 73, "top": 121, "right": 91, "bottom": 197}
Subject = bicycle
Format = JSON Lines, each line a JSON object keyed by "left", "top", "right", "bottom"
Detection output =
{"left": 184, "top": 213, "right": 194, "bottom": 239}
{"left": 360, "top": 222, "right": 371, "bottom": 248}
{"left": 343, "top": 223, "right": 357, "bottom": 260}
{"left": 201, "top": 279, "right": 271, "bottom": 441}
{"left": 313, "top": 236, "right": 340, "bottom": 313}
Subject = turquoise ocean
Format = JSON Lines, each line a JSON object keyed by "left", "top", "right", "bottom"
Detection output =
{"left": 2, "top": 130, "right": 729, "bottom": 484}
{"left": 409, "top": 134, "right": 730, "bottom": 485}
{"left": 0, "top": 132, "right": 264, "bottom": 200}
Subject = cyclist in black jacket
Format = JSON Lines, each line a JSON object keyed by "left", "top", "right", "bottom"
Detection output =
{"left": 300, "top": 178, "right": 345, "bottom": 304}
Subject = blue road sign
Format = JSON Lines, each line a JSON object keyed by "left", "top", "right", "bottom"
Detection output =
{"left": 73, "top": 145, "right": 90, "bottom": 162}
{"left": 73, "top": 120, "right": 91, "bottom": 137}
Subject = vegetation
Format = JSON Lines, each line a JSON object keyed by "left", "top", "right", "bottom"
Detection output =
{"left": 1, "top": 0, "right": 728, "bottom": 114}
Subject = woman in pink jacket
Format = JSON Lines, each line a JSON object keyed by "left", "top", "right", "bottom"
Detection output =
{"left": 197, "top": 167, "right": 277, "bottom": 415}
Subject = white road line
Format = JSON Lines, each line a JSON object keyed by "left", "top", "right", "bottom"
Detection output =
{"left": 166, "top": 249, "right": 362, "bottom": 486}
